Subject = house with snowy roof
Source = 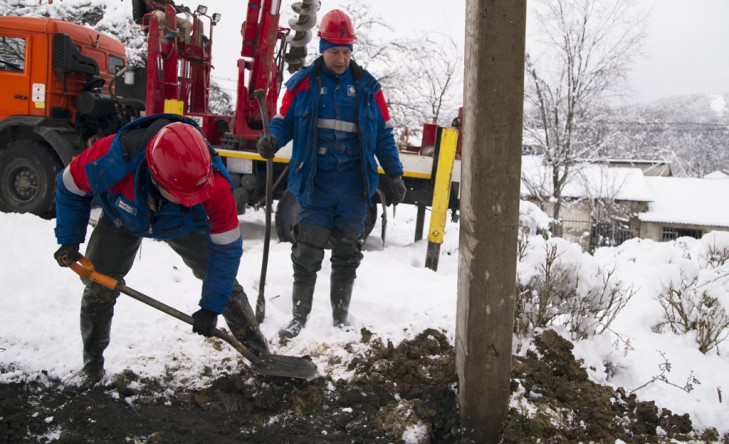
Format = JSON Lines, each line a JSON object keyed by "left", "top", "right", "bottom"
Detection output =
{"left": 520, "top": 156, "right": 729, "bottom": 250}
{"left": 639, "top": 176, "right": 729, "bottom": 241}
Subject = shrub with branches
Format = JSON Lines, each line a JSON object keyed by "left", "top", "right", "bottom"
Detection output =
{"left": 515, "top": 240, "right": 576, "bottom": 334}
{"left": 655, "top": 273, "right": 729, "bottom": 354}
{"left": 563, "top": 265, "right": 636, "bottom": 340}
{"left": 515, "top": 236, "right": 635, "bottom": 339}
{"left": 651, "top": 233, "right": 729, "bottom": 354}
{"left": 701, "top": 232, "right": 729, "bottom": 269}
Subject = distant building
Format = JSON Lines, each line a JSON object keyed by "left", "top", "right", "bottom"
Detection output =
{"left": 520, "top": 156, "right": 729, "bottom": 250}
{"left": 600, "top": 158, "right": 674, "bottom": 177}
{"left": 639, "top": 177, "right": 729, "bottom": 241}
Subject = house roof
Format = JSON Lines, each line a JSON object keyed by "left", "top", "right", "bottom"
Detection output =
{"left": 520, "top": 156, "right": 653, "bottom": 202}
{"left": 520, "top": 156, "right": 729, "bottom": 229}
{"left": 639, "top": 177, "right": 729, "bottom": 227}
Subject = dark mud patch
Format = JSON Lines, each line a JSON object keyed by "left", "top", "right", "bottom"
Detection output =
{"left": 1, "top": 329, "right": 467, "bottom": 443}
{"left": 1, "top": 329, "right": 724, "bottom": 443}
{"left": 503, "top": 329, "right": 724, "bottom": 443}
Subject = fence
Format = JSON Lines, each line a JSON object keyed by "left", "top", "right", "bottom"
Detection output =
{"left": 557, "top": 219, "right": 637, "bottom": 250}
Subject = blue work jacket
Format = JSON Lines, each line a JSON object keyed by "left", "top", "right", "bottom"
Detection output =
{"left": 54, "top": 114, "right": 242, "bottom": 313}
{"left": 270, "top": 58, "right": 404, "bottom": 205}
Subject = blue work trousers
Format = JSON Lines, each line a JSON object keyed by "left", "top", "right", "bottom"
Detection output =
{"left": 297, "top": 167, "right": 368, "bottom": 237}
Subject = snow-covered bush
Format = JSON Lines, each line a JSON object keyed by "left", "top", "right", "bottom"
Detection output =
{"left": 653, "top": 233, "right": 729, "bottom": 354}
{"left": 515, "top": 235, "right": 635, "bottom": 339}
{"left": 517, "top": 200, "right": 551, "bottom": 261}
{"left": 519, "top": 200, "right": 551, "bottom": 238}
{"left": 701, "top": 231, "right": 729, "bottom": 269}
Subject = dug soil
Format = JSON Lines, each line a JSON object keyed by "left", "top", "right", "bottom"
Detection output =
{"left": 1, "top": 329, "right": 723, "bottom": 443}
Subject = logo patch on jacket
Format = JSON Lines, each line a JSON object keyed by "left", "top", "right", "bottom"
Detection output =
{"left": 320, "top": 87, "right": 327, "bottom": 95}
{"left": 115, "top": 196, "right": 137, "bottom": 215}
{"left": 348, "top": 85, "right": 356, "bottom": 97}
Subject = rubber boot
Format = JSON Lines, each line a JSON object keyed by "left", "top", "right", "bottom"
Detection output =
{"left": 223, "top": 284, "right": 270, "bottom": 356}
{"left": 279, "top": 227, "right": 327, "bottom": 338}
{"left": 330, "top": 278, "right": 354, "bottom": 327}
{"left": 278, "top": 282, "right": 315, "bottom": 339}
{"left": 329, "top": 232, "right": 363, "bottom": 328}
{"left": 73, "top": 284, "right": 116, "bottom": 389}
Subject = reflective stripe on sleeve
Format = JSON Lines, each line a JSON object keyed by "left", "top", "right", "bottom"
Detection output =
{"left": 210, "top": 227, "right": 241, "bottom": 245}
{"left": 317, "top": 119, "right": 358, "bottom": 133}
{"left": 62, "top": 167, "right": 87, "bottom": 196}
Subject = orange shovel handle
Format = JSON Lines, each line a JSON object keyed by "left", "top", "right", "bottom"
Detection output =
{"left": 67, "top": 254, "right": 119, "bottom": 290}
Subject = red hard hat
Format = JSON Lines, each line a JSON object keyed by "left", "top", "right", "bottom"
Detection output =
{"left": 146, "top": 122, "right": 215, "bottom": 206}
{"left": 317, "top": 9, "right": 356, "bottom": 44}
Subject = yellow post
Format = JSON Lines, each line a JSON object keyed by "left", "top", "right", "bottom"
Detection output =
{"left": 425, "top": 127, "right": 459, "bottom": 271}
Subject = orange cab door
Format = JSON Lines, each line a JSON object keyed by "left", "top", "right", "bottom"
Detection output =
{"left": 0, "top": 31, "right": 35, "bottom": 118}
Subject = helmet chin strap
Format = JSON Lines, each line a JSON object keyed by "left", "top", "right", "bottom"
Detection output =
{"left": 159, "top": 188, "right": 181, "bottom": 205}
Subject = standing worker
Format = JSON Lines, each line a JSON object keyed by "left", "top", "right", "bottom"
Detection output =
{"left": 256, "top": 9, "right": 407, "bottom": 339}
{"left": 54, "top": 115, "right": 269, "bottom": 387}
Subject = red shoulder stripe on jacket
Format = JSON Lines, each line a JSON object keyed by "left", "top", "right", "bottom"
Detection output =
{"left": 67, "top": 134, "right": 116, "bottom": 194}
{"left": 374, "top": 90, "right": 392, "bottom": 122}
{"left": 203, "top": 173, "right": 241, "bottom": 235}
{"left": 279, "top": 81, "right": 311, "bottom": 117}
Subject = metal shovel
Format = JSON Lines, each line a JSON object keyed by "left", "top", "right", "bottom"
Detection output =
{"left": 67, "top": 255, "right": 318, "bottom": 380}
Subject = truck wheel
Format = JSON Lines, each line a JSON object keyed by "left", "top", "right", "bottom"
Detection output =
{"left": 275, "top": 191, "right": 298, "bottom": 243}
{"left": 0, "top": 141, "right": 63, "bottom": 219}
{"left": 274, "top": 190, "right": 378, "bottom": 244}
{"left": 364, "top": 205, "right": 377, "bottom": 239}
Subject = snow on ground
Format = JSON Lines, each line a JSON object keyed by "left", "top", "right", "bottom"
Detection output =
{"left": 0, "top": 204, "right": 728, "bottom": 435}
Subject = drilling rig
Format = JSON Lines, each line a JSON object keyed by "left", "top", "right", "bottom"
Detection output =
{"left": 0, "top": 0, "right": 461, "bottom": 244}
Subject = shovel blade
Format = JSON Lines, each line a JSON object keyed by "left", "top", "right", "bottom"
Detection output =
{"left": 251, "top": 354, "right": 318, "bottom": 380}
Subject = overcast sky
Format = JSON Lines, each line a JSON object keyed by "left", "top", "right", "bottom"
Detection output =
{"left": 628, "top": 0, "right": 729, "bottom": 103}
{"left": 191, "top": 0, "right": 728, "bottom": 105}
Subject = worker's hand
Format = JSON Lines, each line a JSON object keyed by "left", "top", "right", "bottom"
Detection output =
{"left": 192, "top": 308, "right": 218, "bottom": 337}
{"left": 390, "top": 175, "right": 407, "bottom": 204}
{"left": 54, "top": 244, "right": 81, "bottom": 267}
{"left": 256, "top": 135, "right": 278, "bottom": 160}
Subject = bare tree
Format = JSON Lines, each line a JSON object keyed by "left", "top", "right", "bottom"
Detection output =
{"left": 415, "top": 36, "right": 461, "bottom": 125}
{"left": 523, "top": 0, "right": 646, "bottom": 224}
{"left": 339, "top": 1, "right": 463, "bottom": 145}
{"left": 344, "top": 3, "right": 396, "bottom": 70}
{"left": 208, "top": 81, "right": 234, "bottom": 115}
{"left": 605, "top": 95, "right": 729, "bottom": 177}
{"left": 381, "top": 35, "right": 462, "bottom": 145}
{"left": 401, "top": 36, "right": 462, "bottom": 124}
{"left": 281, "top": 1, "right": 463, "bottom": 146}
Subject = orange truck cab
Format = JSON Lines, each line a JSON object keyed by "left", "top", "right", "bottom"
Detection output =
{"left": 0, "top": 16, "right": 142, "bottom": 217}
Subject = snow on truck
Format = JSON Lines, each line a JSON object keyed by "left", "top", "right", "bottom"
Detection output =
{"left": 0, "top": 0, "right": 461, "bottom": 243}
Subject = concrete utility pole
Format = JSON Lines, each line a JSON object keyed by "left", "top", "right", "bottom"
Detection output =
{"left": 456, "top": 0, "right": 527, "bottom": 442}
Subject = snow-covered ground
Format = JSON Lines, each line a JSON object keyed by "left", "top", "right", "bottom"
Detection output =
{"left": 1, "top": 203, "right": 728, "bottom": 436}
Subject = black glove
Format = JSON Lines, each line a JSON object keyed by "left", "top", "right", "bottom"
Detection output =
{"left": 54, "top": 244, "right": 80, "bottom": 267}
{"left": 256, "top": 135, "right": 278, "bottom": 160}
{"left": 390, "top": 175, "right": 407, "bottom": 204}
{"left": 192, "top": 308, "right": 218, "bottom": 337}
